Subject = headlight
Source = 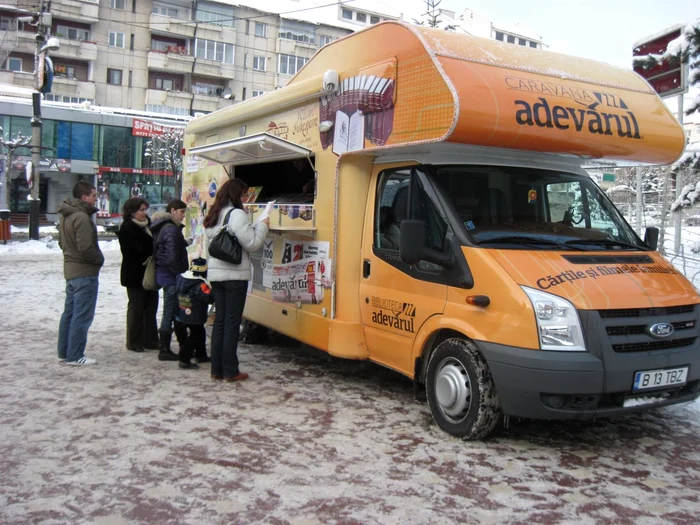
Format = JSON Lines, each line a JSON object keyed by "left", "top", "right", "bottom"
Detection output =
{"left": 521, "top": 286, "right": 585, "bottom": 351}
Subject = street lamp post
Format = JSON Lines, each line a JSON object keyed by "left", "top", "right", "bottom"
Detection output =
{"left": 27, "top": 5, "right": 58, "bottom": 240}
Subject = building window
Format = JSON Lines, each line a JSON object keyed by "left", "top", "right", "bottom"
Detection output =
{"left": 145, "top": 104, "right": 189, "bottom": 116}
{"left": 152, "top": 4, "right": 179, "bottom": 17}
{"left": 495, "top": 31, "right": 504, "bottom": 41}
{"left": 107, "top": 68, "right": 122, "bottom": 85}
{"left": 278, "top": 54, "right": 308, "bottom": 75}
{"left": 109, "top": 32, "right": 125, "bottom": 48}
{"left": 56, "top": 25, "right": 90, "bottom": 41}
{"left": 356, "top": 13, "right": 367, "bottom": 23}
{"left": 196, "top": 1, "right": 234, "bottom": 27}
{"left": 255, "top": 22, "right": 267, "bottom": 37}
{"left": 194, "top": 39, "right": 234, "bottom": 64}
{"left": 370, "top": 15, "right": 380, "bottom": 24}
{"left": 529, "top": 41, "right": 537, "bottom": 48}
{"left": 342, "top": 9, "right": 352, "bottom": 20}
{"left": 55, "top": 64, "right": 77, "bottom": 78}
{"left": 1, "top": 57, "right": 22, "bottom": 71}
{"left": 507, "top": 34, "right": 515, "bottom": 44}
{"left": 518, "top": 38, "right": 526, "bottom": 46}
{"left": 110, "top": 0, "right": 125, "bottom": 10}
{"left": 279, "top": 25, "right": 315, "bottom": 45}
{"left": 319, "top": 35, "right": 332, "bottom": 47}
{"left": 155, "top": 78, "right": 174, "bottom": 90}
{"left": 44, "top": 94, "right": 94, "bottom": 105}
{"left": 253, "top": 56, "right": 266, "bottom": 71}
{"left": 252, "top": 90, "right": 264, "bottom": 98}
{"left": 192, "top": 83, "right": 223, "bottom": 96}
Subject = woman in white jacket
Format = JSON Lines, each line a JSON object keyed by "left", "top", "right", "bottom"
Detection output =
{"left": 203, "top": 179, "right": 269, "bottom": 382}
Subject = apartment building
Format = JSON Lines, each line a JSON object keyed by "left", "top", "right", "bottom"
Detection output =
{"left": 0, "top": 0, "right": 401, "bottom": 116}
{"left": 415, "top": 7, "right": 546, "bottom": 50}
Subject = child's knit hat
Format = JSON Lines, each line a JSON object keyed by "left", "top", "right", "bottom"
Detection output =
{"left": 190, "top": 257, "right": 208, "bottom": 276}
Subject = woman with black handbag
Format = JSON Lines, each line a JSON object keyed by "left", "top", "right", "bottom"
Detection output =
{"left": 203, "top": 179, "right": 269, "bottom": 382}
{"left": 117, "top": 197, "right": 160, "bottom": 352}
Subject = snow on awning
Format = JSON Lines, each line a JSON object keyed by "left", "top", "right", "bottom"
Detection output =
{"left": 189, "top": 133, "right": 311, "bottom": 166}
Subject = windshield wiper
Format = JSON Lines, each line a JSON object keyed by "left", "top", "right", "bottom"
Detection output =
{"left": 476, "top": 236, "right": 575, "bottom": 249}
{"left": 563, "top": 238, "right": 642, "bottom": 250}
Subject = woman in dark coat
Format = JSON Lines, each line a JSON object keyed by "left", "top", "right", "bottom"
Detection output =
{"left": 117, "top": 197, "right": 160, "bottom": 352}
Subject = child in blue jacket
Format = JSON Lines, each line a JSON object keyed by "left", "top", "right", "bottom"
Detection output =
{"left": 176, "top": 258, "right": 215, "bottom": 370}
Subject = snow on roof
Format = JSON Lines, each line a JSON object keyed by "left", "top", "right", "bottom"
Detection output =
{"left": 0, "top": 85, "right": 191, "bottom": 125}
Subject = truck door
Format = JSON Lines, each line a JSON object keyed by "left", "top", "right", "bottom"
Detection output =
{"left": 359, "top": 166, "right": 448, "bottom": 376}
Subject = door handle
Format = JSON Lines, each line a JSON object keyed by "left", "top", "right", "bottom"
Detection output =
{"left": 363, "top": 259, "right": 371, "bottom": 278}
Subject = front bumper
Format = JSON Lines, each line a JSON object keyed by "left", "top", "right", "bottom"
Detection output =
{"left": 477, "top": 307, "right": 700, "bottom": 420}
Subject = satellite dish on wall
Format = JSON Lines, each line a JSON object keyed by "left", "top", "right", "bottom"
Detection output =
{"left": 222, "top": 87, "right": 234, "bottom": 100}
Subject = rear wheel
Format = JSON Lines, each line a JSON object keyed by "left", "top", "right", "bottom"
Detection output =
{"left": 426, "top": 338, "right": 501, "bottom": 439}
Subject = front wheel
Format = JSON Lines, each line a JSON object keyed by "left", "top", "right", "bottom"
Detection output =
{"left": 426, "top": 338, "right": 501, "bottom": 440}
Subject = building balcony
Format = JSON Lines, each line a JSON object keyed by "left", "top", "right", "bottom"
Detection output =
{"left": 147, "top": 50, "right": 195, "bottom": 74}
{"left": 52, "top": 38, "right": 97, "bottom": 62}
{"left": 6, "top": 30, "right": 38, "bottom": 55}
{"left": 51, "top": 0, "right": 99, "bottom": 23}
{"left": 192, "top": 23, "right": 235, "bottom": 43}
{"left": 192, "top": 93, "right": 226, "bottom": 113}
{"left": 145, "top": 88, "right": 193, "bottom": 108}
{"left": 149, "top": 13, "right": 195, "bottom": 38}
{"left": 51, "top": 77, "right": 96, "bottom": 99}
{"left": 0, "top": 71, "right": 34, "bottom": 91}
{"left": 192, "top": 59, "right": 235, "bottom": 80}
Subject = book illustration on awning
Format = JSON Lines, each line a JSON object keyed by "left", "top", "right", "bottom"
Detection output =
{"left": 321, "top": 75, "right": 396, "bottom": 153}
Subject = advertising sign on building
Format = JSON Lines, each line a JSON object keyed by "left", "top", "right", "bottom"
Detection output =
{"left": 633, "top": 24, "right": 688, "bottom": 98}
{"left": 132, "top": 119, "right": 181, "bottom": 138}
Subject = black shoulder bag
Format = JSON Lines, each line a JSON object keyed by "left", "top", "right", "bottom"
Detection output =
{"left": 208, "top": 209, "right": 242, "bottom": 265}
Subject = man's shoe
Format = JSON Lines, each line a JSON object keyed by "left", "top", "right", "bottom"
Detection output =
{"left": 179, "top": 361, "right": 200, "bottom": 370}
{"left": 127, "top": 347, "right": 145, "bottom": 353}
{"left": 158, "top": 350, "right": 178, "bottom": 361}
{"left": 211, "top": 375, "right": 223, "bottom": 381}
{"left": 66, "top": 356, "right": 97, "bottom": 366}
{"left": 224, "top": 372, "right": 249, "bottom": 382}
{"left": 195, "top": 355, "right": 211, "bottom": 364}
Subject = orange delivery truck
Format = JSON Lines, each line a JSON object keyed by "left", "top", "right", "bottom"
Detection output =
{"left": 182, "top": 21, "right": 699, "bottom": 439}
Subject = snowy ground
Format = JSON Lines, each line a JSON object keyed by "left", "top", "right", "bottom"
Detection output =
{"left": 1, "top": 246, "right": 699, "bottom": 524}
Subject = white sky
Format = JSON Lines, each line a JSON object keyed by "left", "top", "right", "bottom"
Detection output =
{"left": 380, "top": 0, "right": 698, "bottom": 68}
{"left": 376, "top": 0, "right": 698, "bottom": 118}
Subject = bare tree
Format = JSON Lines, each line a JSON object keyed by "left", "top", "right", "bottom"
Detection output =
{"left": 144, "top": 127, "right": 184, "bottom": 199}
{"left": 0, "top": 127, "right": 32, "bottom": 210}
{"left": 413, "top": 0, "right": 456, "bottom": 30}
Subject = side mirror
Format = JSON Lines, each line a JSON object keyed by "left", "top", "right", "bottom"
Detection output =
{"left": 399, "top": 220, "right": 425, "bottom": 265}
{"left": 399, "top": 220, "right": 451, "bottom": 267}
{"left": 644, "top": 227, "right": 659, "bottom": 251}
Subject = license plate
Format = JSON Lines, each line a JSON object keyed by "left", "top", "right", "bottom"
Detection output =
{"left": 633, "top": 367, "right": 688, "bottom": 391}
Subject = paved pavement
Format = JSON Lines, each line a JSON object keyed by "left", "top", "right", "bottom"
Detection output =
{"left": 1, "top": 250, "right": 699, "bottom": 524}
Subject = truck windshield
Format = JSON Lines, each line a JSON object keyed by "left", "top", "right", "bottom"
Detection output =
{"left": 431, "top": 165, "right": 644, "bottom": 250}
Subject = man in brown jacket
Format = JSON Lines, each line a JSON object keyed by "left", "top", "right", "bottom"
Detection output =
{"left": 57, "top": 181, "right": 104, "bottom": 365}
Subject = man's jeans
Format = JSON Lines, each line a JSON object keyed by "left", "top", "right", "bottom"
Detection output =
{"left": 159, "top": 284, "right": 177, "bottom": 339}
{"left": 57, "top": 276, "right": 99, "bottom": 362}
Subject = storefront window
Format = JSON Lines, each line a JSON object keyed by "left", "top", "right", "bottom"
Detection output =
{"left": 98, "top": 172, "right": 176, "bottom": 215}
{"left": 101, "top": 126, "right": 133, "bottom": 167}
{"left": 71, "top": 123, "right": 96, "bottom": 160}
{"left": 56, "top": 121, "right": 72, "bottom": 158}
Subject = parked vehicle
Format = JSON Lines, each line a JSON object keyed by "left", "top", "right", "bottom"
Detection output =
{"left": 183, "top": 22, "right": 698, "bottom": 439}
{"left": 103, "top": 216, "right": 123, "bottom": 233}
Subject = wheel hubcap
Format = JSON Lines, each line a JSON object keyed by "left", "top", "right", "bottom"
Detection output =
{"left": 435, "top": 360, "right": 471, "bottom": 420}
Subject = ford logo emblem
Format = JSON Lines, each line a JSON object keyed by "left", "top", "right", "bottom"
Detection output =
{"left": 648, "top": 322, "right": 674, "bottom": 338}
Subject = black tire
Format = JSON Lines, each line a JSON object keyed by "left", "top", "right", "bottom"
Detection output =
{"left": 426, "top": 338, "right": 501, "bottom": 440}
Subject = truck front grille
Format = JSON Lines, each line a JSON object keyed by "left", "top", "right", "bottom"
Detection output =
{"left": 597, "top": 305, "right": 698, "bottom": 354}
